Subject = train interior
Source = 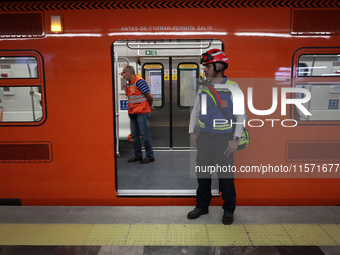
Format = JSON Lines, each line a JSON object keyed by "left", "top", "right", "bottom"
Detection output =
{"left": 113, "top": 39, "right": 222, "bottom": 196}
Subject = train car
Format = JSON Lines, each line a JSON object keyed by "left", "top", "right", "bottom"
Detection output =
{"left": 0, "top": 0, "right": 339, "bottom": 206}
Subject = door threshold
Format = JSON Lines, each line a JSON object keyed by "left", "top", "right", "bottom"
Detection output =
{"left": 117, "top": 189, "right": 220, "bottom": 196}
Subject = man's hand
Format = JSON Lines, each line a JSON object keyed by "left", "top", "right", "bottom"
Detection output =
{"left": 224, "top": 139, "right": 239, "bottom": 157}
{"left": 190, "top": 133, "right": 198, "bottom": 148}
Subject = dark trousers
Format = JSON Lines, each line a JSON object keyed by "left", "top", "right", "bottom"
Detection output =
{"left": 195, "top": 132, "right": 236, "bottom": 213}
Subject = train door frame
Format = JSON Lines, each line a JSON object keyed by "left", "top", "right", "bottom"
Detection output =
{"left": 112, "top": 39, "right": 224, "bottom": 196}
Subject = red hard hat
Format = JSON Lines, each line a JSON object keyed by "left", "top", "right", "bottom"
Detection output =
{"left": 201, "top": 49, "right": 229, "bottom": 66}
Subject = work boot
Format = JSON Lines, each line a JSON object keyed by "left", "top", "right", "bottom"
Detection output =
{"left": 187, "top": 208, "right": 209, "bottom": 219}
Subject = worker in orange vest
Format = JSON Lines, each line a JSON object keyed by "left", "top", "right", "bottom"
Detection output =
{"left": 123, "top": 65, "right": 155, "bottom": 164}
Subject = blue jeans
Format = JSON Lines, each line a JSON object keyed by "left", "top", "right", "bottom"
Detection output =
{"left": 130, "top": 112, "right": 154, "bottom": 159}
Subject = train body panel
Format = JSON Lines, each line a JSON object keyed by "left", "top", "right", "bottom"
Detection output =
{"left": 0, "top": 0, "right": 339, "bottom": 206}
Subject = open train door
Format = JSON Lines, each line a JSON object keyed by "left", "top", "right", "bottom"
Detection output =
{"left": 113, "top": 39, "right": 223, "bottom": 196}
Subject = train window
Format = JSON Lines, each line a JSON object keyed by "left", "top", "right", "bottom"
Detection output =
{"left": 0, "top": 86, "right": 43, "bottom": 122}
{"left": 178, "top": 63, "right": 198, "bottom": 107}
{"left": 298, "top": 54, "right": 340, "bottom": 77}
{"left": 0, "top": 57, "right": 38, "bottom": 78}
{"left": 0, "top": 52, "right": 45, "bottom": 125}
{"left": 294, "top": 52, "right": 340, "bottom": 122}
{"left": 294, "top": 84, "right": 340, "bottom": 121}
{"left": 143, "top": 64, "right": 163, "bottom": 108}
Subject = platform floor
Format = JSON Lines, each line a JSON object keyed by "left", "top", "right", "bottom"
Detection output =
{"left": 0, "top": 206, "right": 339, "bottom": 254}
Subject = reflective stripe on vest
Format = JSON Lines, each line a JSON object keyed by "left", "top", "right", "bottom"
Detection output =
{"left": 198, "top": 119, "right": 205, "bottom": 129}
{"left": 127, "top": 93, "right": 148, "bottom": 103}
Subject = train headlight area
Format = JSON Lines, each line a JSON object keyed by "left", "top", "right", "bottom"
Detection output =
{"left": 0, "top": 206, "right": 339, "bottom": 254}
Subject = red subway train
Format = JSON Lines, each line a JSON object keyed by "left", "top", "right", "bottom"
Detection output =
{"left": 1, "top": 0, "right": 340, "bottom": 206}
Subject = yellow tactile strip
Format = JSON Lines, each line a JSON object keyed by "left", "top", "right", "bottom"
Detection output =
{"left": 0, "top": 224, "right": 339, "bottom": 246}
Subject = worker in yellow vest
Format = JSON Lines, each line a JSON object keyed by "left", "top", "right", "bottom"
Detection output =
{"left": 188, "top": 49, "right": 246, "bottom": 224}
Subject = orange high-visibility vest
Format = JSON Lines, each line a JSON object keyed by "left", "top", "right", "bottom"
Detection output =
{"left": 125, "top": 75, "right": 151, "bottom": 114}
